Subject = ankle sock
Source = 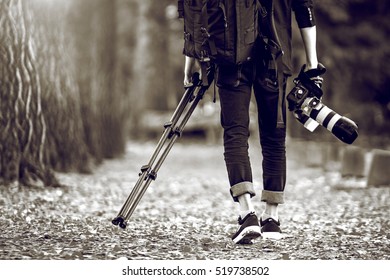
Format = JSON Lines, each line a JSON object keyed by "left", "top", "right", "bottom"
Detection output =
{"left": 261, "top": 212, "right": 278, "bottom": 222}
{"left": 237, "top": 193, "right": 255, "bottom": 219}
{"left": 240, "top": 210, "right": 255, "bottom": 220}
{"left": 261, "top": 203, "right": 279, "bottom": 221}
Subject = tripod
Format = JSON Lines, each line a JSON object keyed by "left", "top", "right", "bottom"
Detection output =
{"left": 112, "top": 67, "right": 215, "bottom": 229}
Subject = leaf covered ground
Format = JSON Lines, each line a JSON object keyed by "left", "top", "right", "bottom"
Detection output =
{"left": 0, "top": 140, "right": 389, "bottom": 260}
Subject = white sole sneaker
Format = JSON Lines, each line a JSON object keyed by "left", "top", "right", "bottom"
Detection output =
{"left": 261, "top": 231, "right": 284, "bottom": 240}
{"left": 260, "top": 217, "right": 283, "bottom": 240}
{"left": 232, "top": 213, "right": 262, "bottom": 244}
{"left": 232, "top": 225, "right": 262, "bottom": 244}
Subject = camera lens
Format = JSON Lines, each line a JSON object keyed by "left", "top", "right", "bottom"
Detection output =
{"left": 310, "top": 105, "right": 358, "bottom": 144}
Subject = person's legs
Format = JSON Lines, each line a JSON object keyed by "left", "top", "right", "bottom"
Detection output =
{"left": 258, "top": 123, "right": 286, "bottom": 222}
{"left": 217, "top": 62, "right": 261, "bottom": 243}
{"left": 253, "top": 67, "right": 287, "bottom": 238}
{"left": 217, "top": 63, "right": 255, "bottom": 203}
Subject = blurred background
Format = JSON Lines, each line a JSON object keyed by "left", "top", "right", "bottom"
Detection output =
{"left": 0, "top": 0, "right": 389, "bottom": 186}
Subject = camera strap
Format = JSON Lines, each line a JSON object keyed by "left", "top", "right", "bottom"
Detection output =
{"left": 258, "top": 0, "right": 285, "bottom": 128}
{"left": 276, "top": 58, "right": 285, "bottom": 129}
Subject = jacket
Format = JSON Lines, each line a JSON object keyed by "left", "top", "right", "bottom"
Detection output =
{"left": 273, "top": 0, "right": 316, "bottom": 75}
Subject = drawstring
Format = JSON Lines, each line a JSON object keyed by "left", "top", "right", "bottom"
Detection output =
{"left": 213, "top": 80, "right": 217, "bottom": 103}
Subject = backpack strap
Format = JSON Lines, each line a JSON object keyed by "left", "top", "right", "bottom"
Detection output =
{"left": 259, "top": 0, "right": 285, "bottom": 128}
{"left": 199, "top": 0, "right": 216, "bottom": 86}
{"left": 275, "top": 56, "right": 285, "bottom": 128}
{"left": 200, "top": 0, "right": 218, "bottom": 60}
{"left": 177, "top": 0, "right": 184, "bottom": 18}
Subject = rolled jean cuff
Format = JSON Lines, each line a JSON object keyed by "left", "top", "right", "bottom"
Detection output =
{"left": 230, "top": 181, "right": 256, "bottom": 202}
{"left": 261, "top": 190, "right": 284, "bottom": 204}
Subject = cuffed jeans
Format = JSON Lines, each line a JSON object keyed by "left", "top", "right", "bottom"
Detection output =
{"left": 216, "top": 59, "right": 287, "bottom": 205}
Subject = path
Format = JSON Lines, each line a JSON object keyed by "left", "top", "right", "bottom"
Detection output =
{"left": 0, "top": 139, "right": 389, "bottom": 260}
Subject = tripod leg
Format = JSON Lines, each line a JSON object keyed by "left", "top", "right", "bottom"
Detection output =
{"left": 112, "top": 69, "right": 213, "bottom": 229}
{"left": 112, "top": 78, "right": 201, "bottom": 228}
{"left": 119, "top": 86, "right": 209, "bottom": 224}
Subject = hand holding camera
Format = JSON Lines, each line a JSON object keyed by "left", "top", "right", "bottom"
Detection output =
{"left": 287, "top": 63, "right": 358, "bottom": 144}
{"left": 304, "top": 64, "right": 326, "bottom": 88}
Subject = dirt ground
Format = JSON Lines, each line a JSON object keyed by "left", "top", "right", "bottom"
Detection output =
{"left": 0, "top": 139, "right": 389, "bottom": 260}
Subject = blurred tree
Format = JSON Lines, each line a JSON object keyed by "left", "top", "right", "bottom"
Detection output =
{"left": 0, "top": 0, "right": 83, "bottom": 186}
{"left": 315, "top": 0, "right": 390, "bottom": 143}
{"left": 1, "top": 1, "right": 63, "bottom": 185}
{"left": 0, "top": 0, "right": 130, "bottom": 187}
{"left": 288, "top": 0, "right": 390, "bottom": 146}
{"left": 33, "top": 1, "right": 93, "bottom": 173}
{"left": 129, "top": 0, "right": 176, "bottom": 137}
{"left": 70, "top": 0, "right": 128, "bottom": 159}
{"left": 116, "top": 0, "right": 139, "bottom": 137}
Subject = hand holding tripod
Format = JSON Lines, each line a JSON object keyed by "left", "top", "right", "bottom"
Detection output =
{"left": 112, "top": 66, "right": 215, "bottom": 229}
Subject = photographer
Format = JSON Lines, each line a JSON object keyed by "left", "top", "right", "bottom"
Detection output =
{"left": 183, "top": 0, "right": 324, "bottom": 244}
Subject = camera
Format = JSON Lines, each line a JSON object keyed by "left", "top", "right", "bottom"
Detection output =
{"left": 287, "top": 64, "right": 358, "bottom": 144}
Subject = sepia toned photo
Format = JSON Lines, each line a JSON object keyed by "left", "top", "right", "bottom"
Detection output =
{"left": 0, "top": 1, "right": 388, "bottom": 276}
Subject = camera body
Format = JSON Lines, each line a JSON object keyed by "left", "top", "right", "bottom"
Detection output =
{"left": 287, "top": 66, "right": 358, "bottom": 144}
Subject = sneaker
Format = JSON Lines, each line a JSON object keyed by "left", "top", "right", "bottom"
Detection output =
{"left": 232, "top": 212, "right": 261, "bottom": 244}
{"left": 260, "top": 217, "right": 283, "bottom": 240}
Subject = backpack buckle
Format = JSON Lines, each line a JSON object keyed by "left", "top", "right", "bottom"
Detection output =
{"left": 200, "top": 27, "right": 210, "bottom": 38}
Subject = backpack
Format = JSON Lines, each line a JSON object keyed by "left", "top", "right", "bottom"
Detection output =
{"left": 178, "top": 0, "right": 285, "bottom": 127}
{"left": 178, "top": 0, "right": 258, "bottom": 65}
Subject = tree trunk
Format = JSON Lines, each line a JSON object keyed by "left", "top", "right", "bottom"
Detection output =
{"left": 1, "top": 0, "right": 54, "bottom": 186}
{"left": 130, "top": 0, "right": 171, "bottom": 136}
{"left": 0, "top": 0, "right": 94, "bottom": 186}
{"left": 0, "top": 0, "right": 129, "bottom": 186}
{"left": 71, "top": 0, "right": 128, "bottom": 159}
{"left": 94, "top": 0, "right": 126, "bottom": 158}
{"left": 32, "top": 1, "right": 92, "bottom": 173}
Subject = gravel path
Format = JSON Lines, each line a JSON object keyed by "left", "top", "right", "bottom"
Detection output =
{"left": 0, "top": 139, "right": 389, "bottom": 260}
